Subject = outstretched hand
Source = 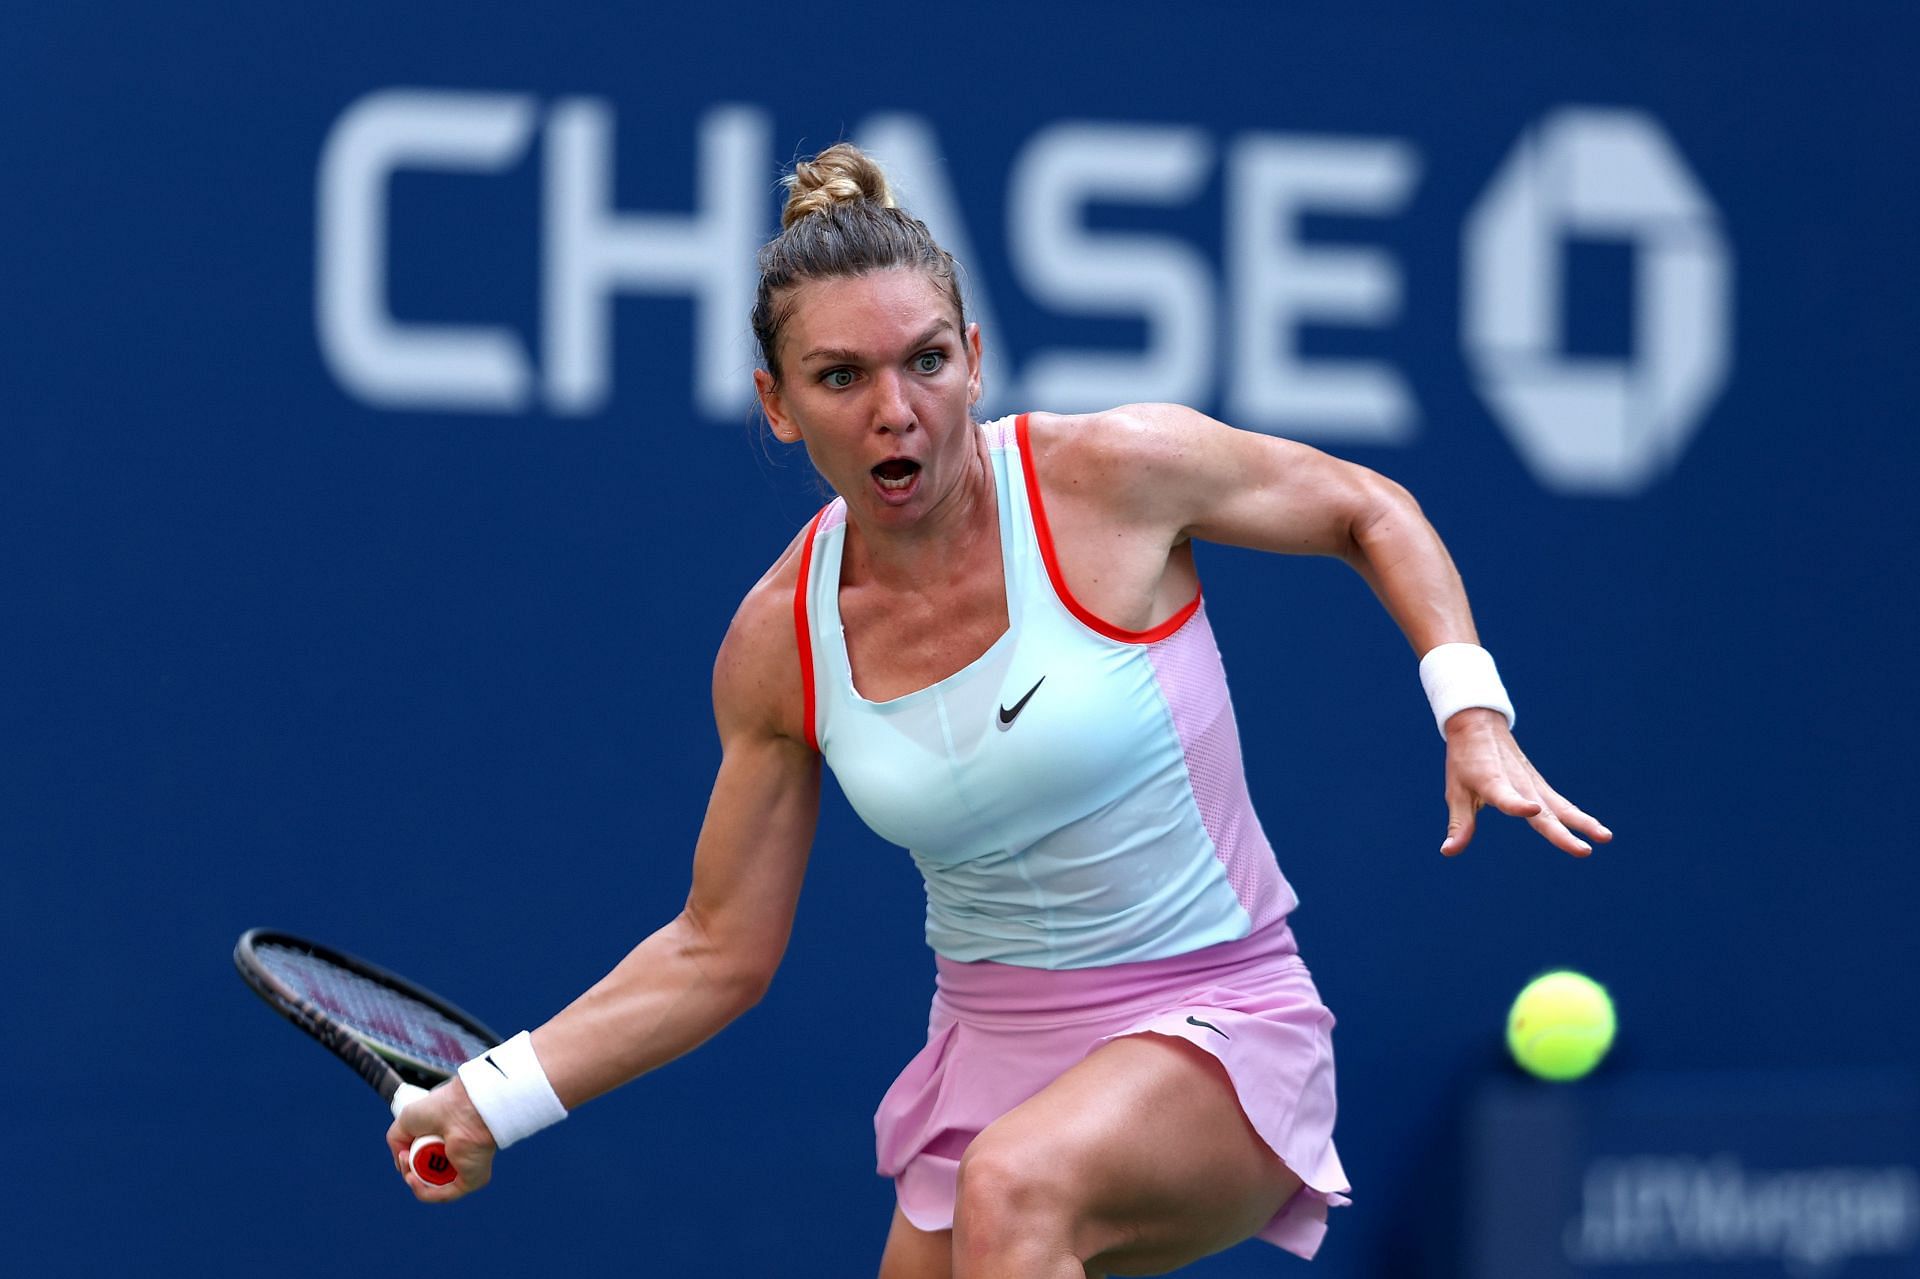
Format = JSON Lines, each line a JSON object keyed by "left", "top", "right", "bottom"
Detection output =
{"left": 1440, "top": 708, "right": 1611, "bottom": 857}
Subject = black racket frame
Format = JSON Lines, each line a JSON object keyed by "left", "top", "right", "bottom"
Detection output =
{"left": 233, "top": 927, "right": 502, "bottom": 1100}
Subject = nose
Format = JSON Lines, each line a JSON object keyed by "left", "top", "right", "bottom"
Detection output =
{"left": 871, "top": 369, "right": 916, "bottom": 435}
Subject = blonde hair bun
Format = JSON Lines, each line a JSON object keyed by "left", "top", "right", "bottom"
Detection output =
{"left": 781, "top": 143, "right": 896, "bottom": 230}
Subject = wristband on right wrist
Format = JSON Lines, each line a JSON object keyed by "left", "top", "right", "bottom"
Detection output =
{"left": 1418, "top": 642, "right": 1516, "bottom": 738}
{"left": 456, "top": 1030, "right": 568, "bottom": 1149}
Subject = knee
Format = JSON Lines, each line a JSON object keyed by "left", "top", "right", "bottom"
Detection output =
{"left": 953, "top": 1136, "right": 1077, "bottom": 1248}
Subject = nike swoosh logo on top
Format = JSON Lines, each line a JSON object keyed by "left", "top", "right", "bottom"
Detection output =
{"left": 484, "top": 1054, "right": 508, "bottom": 1078}
{"left": 1186, "top": 1015, "right": 1230, "bottom": 1040}
{"left": 996, "top": 677, "right": 1046, "bottom": 730}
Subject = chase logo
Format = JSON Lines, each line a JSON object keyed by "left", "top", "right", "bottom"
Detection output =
{"left": 1465, "top": 109, "right": 1733, "bottom": 496}
{"left": 316, "top": 92, "right": 764, "bottom": 420}
{"left": 316, "top": 92, "right": 1732, "bottom": 498}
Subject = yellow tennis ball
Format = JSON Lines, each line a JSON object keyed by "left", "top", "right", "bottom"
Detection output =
{"left": 1507, "top": 970, "right": 1615, "bottom": 1081}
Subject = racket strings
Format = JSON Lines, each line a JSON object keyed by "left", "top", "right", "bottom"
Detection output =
{"left": 258, "top": 943, "right": 490, "bottom": 1075}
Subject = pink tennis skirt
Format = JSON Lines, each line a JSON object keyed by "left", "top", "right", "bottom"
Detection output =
{"left": 873, "top": 918, "right": 1351, "bottom": 1260}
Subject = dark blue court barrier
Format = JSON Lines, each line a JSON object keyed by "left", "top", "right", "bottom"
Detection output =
{"left": 1468, "top": 1073, "right": 1920, "bottom": 1277}
{"left": 5, "top": 3, "right": 1916, "bottom": 1274}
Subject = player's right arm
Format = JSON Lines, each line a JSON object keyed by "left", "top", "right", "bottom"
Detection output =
{"left": 534, "top": 535, "right": 822, "bottom": 1105}
{"left": 389, "top": 535, "right": 820, "bottom": 1200}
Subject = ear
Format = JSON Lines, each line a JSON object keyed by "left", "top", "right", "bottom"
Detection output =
{"left": 964, "top": 322, "right": 984, "bottom": 406}
{"left": 755, "top": 368, "right": 804, "bottom": 444}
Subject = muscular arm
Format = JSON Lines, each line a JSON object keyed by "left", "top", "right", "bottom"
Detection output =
{"left": 532, "top": 560, "right": 821, "bottom": 1107}
{"left": 390, "top": 544, "right": 820, "bottom": 1198}
{"left": 1039, "top": 403, "right": 1609, "bottom": 858}
{"left": 531, "top": 737, "right": 818, "bottom": 1106}
{"left": 1056, "top": 402, "right": 1476, "bottom": 656}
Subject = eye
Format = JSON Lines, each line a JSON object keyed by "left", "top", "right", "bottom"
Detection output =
{"left": 821, "top": 368, "right": 855, "bottom": 389}
{"left": 913, "top": 350, "right": 946, "bottom": 374}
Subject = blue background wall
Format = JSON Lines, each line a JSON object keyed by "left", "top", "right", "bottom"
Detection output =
{"left": 6, "top": 3, "right": 1916, "bottom": 1274}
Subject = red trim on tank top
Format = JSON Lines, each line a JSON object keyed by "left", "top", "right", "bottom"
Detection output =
{"left": 793, "top": 505, "right": 829, "bottom": 752}
{"left": 1014, "top": 412, "right": 1202, "bottom": 644}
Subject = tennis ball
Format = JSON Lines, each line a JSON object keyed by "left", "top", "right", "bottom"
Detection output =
{"left": 1506, "top": 970, "right": 1615, "bottom": 1081}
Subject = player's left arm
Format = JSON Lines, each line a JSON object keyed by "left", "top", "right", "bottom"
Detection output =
{"left": 1088, "top": 402, "right": 1611, "bottom": 859}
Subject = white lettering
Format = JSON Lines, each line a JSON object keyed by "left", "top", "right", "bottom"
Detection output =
{"left": 313, "top": 94, "right": 1734, "bottom": 501}
{"left": 317, "top": 89, "right": 537, "bottom": 411}
{"left": 1226, "top": 135, "right": 1420, "bottom": 442}
{"left": 543, "top": 101, "right": 766, "bottom": 417}
{"left": 1007, "top": 122, "right": 1214, "bottom": 410}
{"left": 1566, "top": 1156, "right": 1920, "bottom": 1277}
{"left": 1464, "top": 108, "right": 1733, "bottom": 496}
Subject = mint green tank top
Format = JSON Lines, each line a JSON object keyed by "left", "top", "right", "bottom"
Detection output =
{"left": 795, "top": 414, "right": 1296, "bottom": 970}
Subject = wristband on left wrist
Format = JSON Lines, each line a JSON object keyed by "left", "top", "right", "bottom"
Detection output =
{"left": 1418, "top": 643, "right": 1516, "bottom": 739}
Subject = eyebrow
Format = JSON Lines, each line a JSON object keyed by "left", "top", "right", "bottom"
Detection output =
{"left": 800, "top": 320, "right": 955, "bottom": 366}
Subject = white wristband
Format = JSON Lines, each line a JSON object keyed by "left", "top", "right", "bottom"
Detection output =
{"left": 457, "top": 1030, "right": 568, "bottom": 1149}
{"left": 1418, "top": 643, "right": 1516, "bottom": 738}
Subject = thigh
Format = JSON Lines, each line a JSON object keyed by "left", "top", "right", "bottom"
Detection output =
{"left": 967, "top": 1033, "right": 1301, "bottom": 1276}
{"left": 879, "top": 1204, "right": 952, "bottom": 1279}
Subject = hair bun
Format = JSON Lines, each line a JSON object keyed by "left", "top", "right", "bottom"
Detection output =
{"left": 781, "top": 143, "right": 896, "bottom": 230}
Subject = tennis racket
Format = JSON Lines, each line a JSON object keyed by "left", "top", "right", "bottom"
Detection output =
{"left": 234, "top": 927, "right": 502, "bottom": 1187}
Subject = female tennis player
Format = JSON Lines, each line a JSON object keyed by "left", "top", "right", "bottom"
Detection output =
{"left": 388, "top": 144, "right": 1609, "bottom": 1276}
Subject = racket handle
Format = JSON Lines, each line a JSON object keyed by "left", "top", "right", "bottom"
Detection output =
{"left": 390, "top": 1082, "right": 458, "bottom": 1187}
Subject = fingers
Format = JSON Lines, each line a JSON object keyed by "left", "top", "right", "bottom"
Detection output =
{"left": 387, "top": 1117, "right": 448, "bottom": 1203}
{"left": 1441, "top": 787, "right": 1478, "bottom": 856}
{"left": 1492, "top": 772, "right": 1590, "bottom": 857}
{"left": 1526, "top": 774, "right": 1610, "bottom": 856}
{"left": 1442, "top": 775, "right": 1537, "bottom": 858}
{"left": 386, "top": 1098, "right": 491, "bottom": 1203}
{"left": 1539, "top": 778, "right": 1613, "bottom": 844}
{"left": 1442, "top": 724, "right": 1610, "bottom": 859}
{"left": 1525, "top": 803, "right": 1593, "bottom": 858}
{"left": 392, "top": 1142, "right": 490, "bottom": 1203}
{"left": 1481, "top": 775, "right": 1543, "bottom": 820}
{"left": 385, "top": 1116, "right": 414, "bottom": 1170}
{"left": 1452, "top": 786, "right": 1589, "bottom": 857}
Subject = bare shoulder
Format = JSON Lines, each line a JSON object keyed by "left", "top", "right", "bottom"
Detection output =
{"left": 1027, "top": 405, "right": 1391, "bottom": 554}
{"left": 1024, "top": 403, "right": 1227, "bottom": 528}
{"left": 1026, "top": 403, "right": 1211, "bottom": 468}
{"left": 712, "top": 518, "right": 815, "bottom": 744}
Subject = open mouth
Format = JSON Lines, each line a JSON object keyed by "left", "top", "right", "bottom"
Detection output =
{"left": 871, "top": 458, "right": 922, "bottom": 492}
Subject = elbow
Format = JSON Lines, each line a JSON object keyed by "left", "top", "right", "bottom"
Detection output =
{"left": 1343, "top": 471, "right": 1423, "bottom": 566}
{"left": 700, "top": 951, "right": 779, "bottom": 1023}
{"left": 727, "top": 963, "right": 777, "bottom": 1013}
{"left": 674, "top": 908, "right": 780, "bottom": 1016}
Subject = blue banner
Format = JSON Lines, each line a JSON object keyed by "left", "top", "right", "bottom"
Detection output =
{"left": 1469, "top": 1073, "right": 1920, "bottom": 1277}
{"left": 5, "top": 3, "right": 1917, "bottom": 1275}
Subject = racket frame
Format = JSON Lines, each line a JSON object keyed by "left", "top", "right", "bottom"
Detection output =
{"left": 233, "top": 927, "right": 503, "bottom": 1185}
